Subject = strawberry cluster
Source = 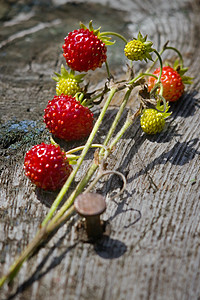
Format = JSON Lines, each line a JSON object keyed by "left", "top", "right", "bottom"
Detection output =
{"left": 123, "top": 33, "right": 192, "bottom": 134}
{"left": 1, "top": 20, "right": 194, "bottom": 290}
{"left": 23, "top": 21, "right": 192, "bottom": 191}
{"left": 24, "top": 21, "right": 114, "bottom": 191}
{"left": 140, "top": 64, "right": 192, "bottom": 134}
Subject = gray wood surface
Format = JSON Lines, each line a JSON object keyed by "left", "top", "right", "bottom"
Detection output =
{"left": 0, "top": 0, "right": 200, "bottom": 299}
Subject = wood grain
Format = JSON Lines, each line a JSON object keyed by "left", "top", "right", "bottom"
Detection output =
{"left": 0, "top": 0, "right": 200, "bottom": 299}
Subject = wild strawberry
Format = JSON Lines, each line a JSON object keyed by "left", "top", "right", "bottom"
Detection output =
{"left": 124, "top": 32, "right": 153, "bottom": 62}
{"left": 148, "top": 64, "right": 192, "bottom": 102}
{"left": 140, "top": 109, "right": 165, "bottom": 134}
{"left": 24, "top": 143, "right": 72, "bottom": 191}
{"left": 52, "top": 65, "right": 85, "bottom": 96}
{"left": 44, "top": 94, "right": 94, "bottom": 141}
{"left": 140, "top": 102, "right": 171, "bottom": 135}
{"left": 62, "top": 21, "right": 113, "bottom": 72}
{"left": 148, "top": 66, "right": 185, "bottom": 102}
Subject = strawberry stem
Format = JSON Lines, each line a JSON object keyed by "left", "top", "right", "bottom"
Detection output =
{"left": 142, "top": 73, "right": 158, "bottom": 79}
{"left": 146, "top": 43, "right": 167, "bottom": 73}
{"left": 105, "top": 61, "right": 111, "bottom": 78}
{"left": 65, "top": 144, "right": 107, "bottom": 155}
{"left": 164, "top": 46, "right": 184, "bottom": 68}
{"left": 152, "top": 49, "right": 163, "bottom": 82}
{"left": 108, "top": 107, "right": 142, "bottom": 151}
{"left": 49, "top": 89, "right": 141, "bottom": 224}
{"left": 101, "top": 31, "right": 127, "bottom": 43}
{"left": 102, "top": 84, "right": 136, "bottom": 147}
{"left": 47, "top": 162, "right": 99, "bottom": 226}
{"left": 128, "top": 72, "right": 155, "bottom": 85}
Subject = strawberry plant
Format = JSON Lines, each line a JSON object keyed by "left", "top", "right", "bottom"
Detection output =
{"left": 0, "top": 21, "right": 193, "bottom": 288}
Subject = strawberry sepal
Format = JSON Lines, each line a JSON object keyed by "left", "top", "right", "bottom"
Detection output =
{"left": 80, "top": 20, "right": 115, "bottom": 46}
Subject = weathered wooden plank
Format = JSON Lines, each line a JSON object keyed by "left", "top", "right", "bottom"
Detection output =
{"left": 0, "top": 0, "right": 200, "bottom": 299}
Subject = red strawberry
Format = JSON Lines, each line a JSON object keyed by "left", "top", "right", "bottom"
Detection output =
{"left": 62, "top": 22, "right": 108, "bottom": 72}
{"left": 148, "top": 66, "right": 185, "bottom": 102}
{"left": 44, "top": 94, "right": 94, "bottom": 141}
{"left": 24, "top": 143, "right": 72, "bottom": 191}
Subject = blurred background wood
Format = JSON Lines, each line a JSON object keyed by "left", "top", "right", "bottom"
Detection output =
{"left": 0, "top": 0, "right": 200, "bottom": 299}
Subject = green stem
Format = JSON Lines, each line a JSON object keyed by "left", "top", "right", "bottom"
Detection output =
{"left": 164, "top": 46, "right": 184, "bottom": 68}
{"left": 146, "top": 46, "right": 165, "bottom": 73}
{"left": 103, "top": 87, "right": 133, "bottom": 147}
{"left": 152, "top": 49, "right": 163, "bottom": 82}
{"left": 146, "top": 49, "right": 164, "bottom": 99}
{"left": 159, "top": 82, "right": 164, "bottom": 96}
{"left": 51, "top": 110, "right": 142, "bottom": 225}
{"left": 47, "top": 162, "right": 99, "bottom": 227}
{"left": 102, "top": 31, "right": 127, "bottom": 43}
{"left": 142, "top": 73, "right": 158, "bottom": 79}
{"left": 47, "top": 87, "right": 138, "bottom": 225}
{"left": 101, "top": 70, "right": 148, "bottom": 155}
{"left": 109, "top": 108, "right": 141, "bottom": 151}
{"left": 128, "top": 71, "right": 156, "bottom": 85}
{"left": 65, "top": 144, "right": 107, "bottom": 155}
{"left": 66, "top": 154, "right": 80, "bottom": 160}
{"left": 105, "top": 61, "right": 111, "bottom": 78}
{"left": 42, "top": 87, "right": 117, "bottom": 226}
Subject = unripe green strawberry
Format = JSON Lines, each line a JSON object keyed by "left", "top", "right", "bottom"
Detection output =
{"left": 124, "top": 32, "right": 153, "bottom": 62}
{"left": 56, "top": 78, "right": 79, "bottom": 96}
{"left": 140, "top": 102, "right": 171, "bottom": 135}
{"left": 140, "top": 109, "right": 165, "bottom": 134}
{"left": 52, "top": 65, "right": 85, "bottom": 96}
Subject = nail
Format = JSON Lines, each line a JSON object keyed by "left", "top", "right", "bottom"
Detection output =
{"left": 74, "top": 192, "right": 106, "bottom": 239}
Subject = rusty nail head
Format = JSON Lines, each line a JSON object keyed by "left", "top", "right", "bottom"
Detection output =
{"left": 74, "top": 192, "right": 106, "bottom": 239}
